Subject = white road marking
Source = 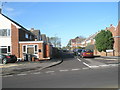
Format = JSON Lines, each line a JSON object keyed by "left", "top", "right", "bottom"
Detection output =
{"left": 33, "top": 72, "right": 41, "bottom": 74}
{"left": 83, "top": 62, "right": 91, "bottom": 68}
{"left": 59, "top": 69, "right": 69, "bottom": 72}
{"left": 45, "top": 71, "right": 55, "bottom": 73}
{"left": 99, "top": 65, "right": 109, "bottom": 67}
{"left": 109, "top": 64, "right": 118, "bottom": 67}
{"left": 17, "top": 73, "right": 27, "bottom": 76}
{"left": 77, "top": 58, "right": 81, "bottom": 62}
{"left": 27, "top": 71, "right": 31, "bottom": 73}
{"left": 94, "top": 58, "right": 104, "bottom": 59}
{"left": 82, "top": 67, "right": 89, "bottom": 70}
{"left": 105, "top": 59, "right": 117, "bottom": 60}
{"left": 90, "top": 66, "right": 99, "bottom": 68}
{"left": 3, "top": 75, "right": 13, "bottom": 77}
{"left": 71, "top": 68, "right": 80, "bottom": 71}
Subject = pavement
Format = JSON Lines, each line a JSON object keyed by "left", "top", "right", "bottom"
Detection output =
{"left": 94, "top": 56, "right": 120, "bottom": 64}
{"left": 0, "top": 58, "right": 63, "bottom": 76}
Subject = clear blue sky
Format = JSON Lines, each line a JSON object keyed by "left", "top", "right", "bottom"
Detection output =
{"left": 2, "top": 2, "right": 118, "bottom": 47}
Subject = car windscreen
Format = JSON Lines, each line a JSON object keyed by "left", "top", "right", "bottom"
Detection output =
{"left": 83, "top": 49, "right": 93, "bottom": 52}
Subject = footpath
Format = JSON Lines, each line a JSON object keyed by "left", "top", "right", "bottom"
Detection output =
{"left": 0, "top": 58, "right": 63, "bottom": 76}
{"left": 94, "top": 56, "right": 120, "bottom": 64}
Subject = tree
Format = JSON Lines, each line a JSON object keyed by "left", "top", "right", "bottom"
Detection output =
{"left": 95, "top": 30, "right": 114, "bottom": 52}
{"left": 49, "top": 36, "right": 61, "bottom": 48}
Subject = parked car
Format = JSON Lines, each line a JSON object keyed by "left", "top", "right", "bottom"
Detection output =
{"left": 73, "top": 49, "right": 82, "bottom": 56}
{"left": 76, "top": 49, "right": 83, "bottom": 56}
{"left": 80, "top": 49, "right": 94, "bottom": 58}
{"left": 0, "top": 54, "right": 17, "bottom": 64}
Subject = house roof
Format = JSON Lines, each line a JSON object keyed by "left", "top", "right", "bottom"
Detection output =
{"left": 1, "top": 13, "right": 35, "bottom": 36}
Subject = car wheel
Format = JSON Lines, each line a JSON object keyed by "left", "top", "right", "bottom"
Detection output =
{"left": 2, "top": 58, "right": 7, "bottom": 64}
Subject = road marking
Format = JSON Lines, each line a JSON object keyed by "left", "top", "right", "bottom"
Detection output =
{"left": 27, "top": 71, "right": 31, "bottom": 73}
{"left": 45, "top": 71, "right": 55, "bottom": 73}
{"left": 33, "top": 72, "right": 41, "bottom": 74}
{"left": 109, "top": 64, "right": 118, "bottom": 67}
{"left": 59, "top": 69, "right": 69, "bottom": 72}
{"left": 83, "top": 62, "right": 91, "bottom": 68}
{"left": 82, "top": 67, "right": 89, "bottom": 70}
{"left": 77, "top": 58, "right": 81, "bottom": 62}
{"left": 94, "top": 58, "right": 104, "bottom": 60}
{"left": 71, "top": 68, "right": 80, "bottom": 71}
{"left": 105, "top": 59, "right": 117, "bottom": 60}
{"left": 99, "top": 65, "right": 110, "bottom": 67}
{"left": 17, "top": 73, "right": 27, "bottom": 76}
{"left": 90, "top": 66, "right": 99, "bottom": 68}
{"left": 3, "top": 75, "right": 13, "bottom": 77}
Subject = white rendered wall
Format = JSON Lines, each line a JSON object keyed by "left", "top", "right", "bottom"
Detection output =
{"left": 0, "top": 14, "right": 11, "bottom": 46}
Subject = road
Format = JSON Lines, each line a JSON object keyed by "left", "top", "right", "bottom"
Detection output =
{"left": 2, "top": 52, "right": 119, "bottom": 88}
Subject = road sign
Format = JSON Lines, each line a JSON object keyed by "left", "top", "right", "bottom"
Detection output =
{"left": 106, "top": 50, "right": 114, "bottom": 52}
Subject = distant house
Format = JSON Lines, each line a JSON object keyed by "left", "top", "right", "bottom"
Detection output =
{"left": 30, "top": 28, "right": 41, "bottom": 41}
{"left": 69, "top": 37, "right": 85, "bottom": 50}
{"left": 80, "top": 23, "right": 120, "bottom": 56}
{"left": 0, "top": 13, "right": 52, "bottom": 60}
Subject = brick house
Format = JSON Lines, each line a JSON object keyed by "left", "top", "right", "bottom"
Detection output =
{"left": 0, "top": 13, "right": 52, "bottom": 60}
{"left": 105, "top": 23, "right": 120, "bottom": 56}
{"left": 80, "top": 23, "right": 120, "bottom": 56}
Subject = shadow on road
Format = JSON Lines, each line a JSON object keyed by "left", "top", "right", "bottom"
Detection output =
{"left": 61, "top": 52, "right": 75, "bottom": 61}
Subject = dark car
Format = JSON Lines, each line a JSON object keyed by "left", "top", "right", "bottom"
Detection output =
{"left": 80, "top": 49, "right": 94, "bottom": 58}
{"left": 73, "top": 49, "right": 82, "bottom": 56}
{"left": 0, "top": 54, "right": 17, "bottom": 64}
{"left": 76, "top": 49, "right": 83, "bottom": 56}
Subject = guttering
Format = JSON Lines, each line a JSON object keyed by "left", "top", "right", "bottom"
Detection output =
{"left": 19, "top": 41, "right": 44, "bottom": 43}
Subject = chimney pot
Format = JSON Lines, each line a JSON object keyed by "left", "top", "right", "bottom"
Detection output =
{"left": 31, "top": 28, "right": 34, "bottom": 30}
{"left": 0, "top": 8, "right": 1, "bottom": 14}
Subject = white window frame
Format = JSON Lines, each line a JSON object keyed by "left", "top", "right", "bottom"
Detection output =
{"left": 0, "top": 46, "right": 11, "bottom": 54}
{"left": 22, "top": 45, "right": 38, "bottom": 54}
{"left": 0, "top": 29, "right": 11, "bottom": 37}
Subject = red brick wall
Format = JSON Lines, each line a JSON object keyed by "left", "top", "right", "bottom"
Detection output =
{"left": 19, "top": 43, "right": 44, "bottom": 60}
{"left": 11, "top": 24, "right": 19, "bottom": 58}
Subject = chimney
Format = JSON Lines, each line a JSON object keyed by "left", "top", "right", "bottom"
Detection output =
{"left": 0, "top": 8, "right": 1, "bottom": 14}
{"left": 110, "top": 24, "right": 113, "bottom": 27}
{"left": 31, "top": 28, "right": 34, "bottom": 31}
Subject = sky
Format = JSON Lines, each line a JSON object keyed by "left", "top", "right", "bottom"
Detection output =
{"left": 2, "top": 2, "right": 118, "bottom": 47}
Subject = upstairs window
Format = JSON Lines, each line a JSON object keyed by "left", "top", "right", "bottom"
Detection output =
{"left": 0, "top": 29, "right": 10, "bottom": 36}
{"left": 25, "top": 33, "right": 29, "bottom": 39}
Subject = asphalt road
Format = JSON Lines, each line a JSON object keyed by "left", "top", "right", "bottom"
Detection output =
{"left": 2, "top": 52, "right": 119, "bottom": 88}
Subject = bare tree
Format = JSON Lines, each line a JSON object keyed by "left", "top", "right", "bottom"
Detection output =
{"left": 49, "top": 36, "right": 61, "bottom": 48}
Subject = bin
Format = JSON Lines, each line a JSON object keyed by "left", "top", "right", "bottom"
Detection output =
{"left": 28, "top": 54, "right": 32, "bottom": 62}
{"left": 23, "top": 54, "right": 28, "bottom": 61}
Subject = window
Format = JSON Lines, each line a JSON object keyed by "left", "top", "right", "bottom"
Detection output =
{"left": 0, "top": 29, "right": 10, "bottom": 36}
{"left": 25, "top": 33, "right": 29, "bottom": 39}
{"left": 23, "top": 46, "right": 26, "bottom": 53}
{"left": 8, "top": 46, "right": 11, "bottom": 53}
{"left": 0, "top": 48, "right": 7, "bottom": 53}
{"left": 0, "top": 46, "right": 11, "bottom": 54}
{"left": 30, "top": 35, "right": 32, "bottom": 40}
{"left": 35, "top": 45, "right": 38, "bottom": 54}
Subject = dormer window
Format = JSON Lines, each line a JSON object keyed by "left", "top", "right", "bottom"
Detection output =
{"left": 25, "top": 33, "right": 29, "bottom": 39}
